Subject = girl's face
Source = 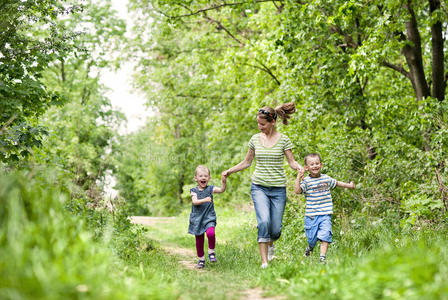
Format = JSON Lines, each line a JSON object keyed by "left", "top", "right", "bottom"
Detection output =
{"left": 257, "top": 116, "right": 275, "bottom": 134}
{"left": 305, "top": 156, "right": 322, "bottom": 177}
{"left": 194, "top": 169, "right": 210, "bottom": 189}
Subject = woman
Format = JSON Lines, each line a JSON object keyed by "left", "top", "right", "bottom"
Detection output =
{"left": 222, "top": 102, "right": 303, "bottom": 268}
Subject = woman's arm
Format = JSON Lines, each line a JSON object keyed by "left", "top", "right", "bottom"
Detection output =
{"left": 285, "top": 149, "right": 304, "bottom": 173}
{"left": 222, "top": 148, "right": 255, "bottom": 177}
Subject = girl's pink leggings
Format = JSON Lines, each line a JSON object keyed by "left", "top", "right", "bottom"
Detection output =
{"left": 195, "top": 227, "right": 215, "bottom": 257}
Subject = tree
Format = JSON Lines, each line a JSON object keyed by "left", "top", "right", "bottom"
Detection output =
{"left": 0, "top": 0, "right": 83, "bottom": 162}
{"left": 36, "top": 0, "right": 126, "bottom": 194}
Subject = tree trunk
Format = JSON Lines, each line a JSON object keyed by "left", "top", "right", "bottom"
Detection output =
{"left": 402, "top": 0, "right": 430, "bottom": 101}
{"left": 429, "top": 0, "right": 445, "bottom": 101}
{"left": 178, "top": 173, "right": 184, "bottom": 205}
{"left": 60, "top": 59, "right": 66, "bottom": 83}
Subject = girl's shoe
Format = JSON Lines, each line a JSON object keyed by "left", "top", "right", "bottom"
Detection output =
{"left": 208, "top": 253, "right": 217, "bottom": 263}
{"left": 261, "top": 263, "right": 268, "bottom": 269}
{"left": 196, "top": 260, "right": 205, "bottom": 269}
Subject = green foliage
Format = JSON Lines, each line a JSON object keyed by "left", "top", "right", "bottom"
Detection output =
{"left": 0, "top": 168, "right": 176, "bottom": 299}
{"left": 275, "top": 224, "right": 448, "bottom": 300}
{"left": 0, "top": 1, "right": 77, "bottom": 161}
{"left": 120, "top": 0, "right": 448, "bottom": 221}
{"left": 121, "top": 205, "right": 448, "bottom": 300}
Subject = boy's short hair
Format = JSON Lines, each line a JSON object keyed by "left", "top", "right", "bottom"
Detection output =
{"left": 195, "top": 165, "right": 210, "bottom": 176}
{"left": 304, "top": 153, "right": 321, "bottom": 165}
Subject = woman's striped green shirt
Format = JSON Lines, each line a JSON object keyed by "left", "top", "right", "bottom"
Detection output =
{"left": 248, "top": 133, "right": 294, "bottom": 187}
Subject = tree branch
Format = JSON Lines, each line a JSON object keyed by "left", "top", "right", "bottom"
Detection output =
{"left": 381, "top": 61, "right": 411, "bottom": 79}
{"left": 161, "top": 0, "right": 282, "bottom": 18}
{"left": 241, "top": 60, "right": 281, "bottom": 86}
{"left": 0, "top": 115, "right": 17, "bottom": 136}
{"left": 319, "top": 8, "right": 359, "bottom": 49}
{"left": 202, "top": 14, "right": 245, "bottom": 46}
{"left": 176, "top": 94, "right": 236, "bottom": 100}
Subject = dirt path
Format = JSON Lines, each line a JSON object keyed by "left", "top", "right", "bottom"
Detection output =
{"left": 130, "top": 216, "right": 283, "bottom": 299}
{"left": 130, "top": 216, "right": 198, "bottom": 270}
{"left": 130, "top": 216, "right": 176, "bottom": 225}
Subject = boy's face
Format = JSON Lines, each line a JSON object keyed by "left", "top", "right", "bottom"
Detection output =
{"left": 305, "top": 156, "right": 322, "bottom": 177}
{"left": 194, "top": 169, "right": 210, "bottom": 189}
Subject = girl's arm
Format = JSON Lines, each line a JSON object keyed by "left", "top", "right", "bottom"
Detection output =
{"left": 213, "top": 175, "right": 227, "bottom": 194}
{"left": 294, "top": 169, "right": 305, "bottom": 194}
{"left": 336, "top": 181, "right": 356, "bottom": 189}
{"left": 191, "top": 192, "right": 212, "bottom": 205}
{"left": 222, "top": 148, "right": 255, "bottom": 177}
{"left": 285, "top": 149, "right": 304, "bottom": 173}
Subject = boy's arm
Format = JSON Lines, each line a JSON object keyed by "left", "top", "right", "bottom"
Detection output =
{"left": 294, "top": 170, "right": 305, "bottom": 194}
{"left": 191, "top": 192, "right": 212, "bottom": 205}
{"left": 336, "top": 181, "right": 356, "bottom": 189}
{"left": 213, "top": 175, "right": 227, "bottom": 194}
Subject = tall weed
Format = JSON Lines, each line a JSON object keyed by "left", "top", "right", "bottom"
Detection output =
{"left": 0, "top": 169, "right": 176, "bottom": 299}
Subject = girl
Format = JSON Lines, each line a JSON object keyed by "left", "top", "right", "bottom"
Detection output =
{"left": 222, "top": 103, "right": 303, "bottom": 268}
{"left": 189, "top": 165, "right": 226, "bottom": 269}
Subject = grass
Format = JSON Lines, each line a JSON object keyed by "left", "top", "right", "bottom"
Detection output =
{"left": 1, "top": 170, "right": 447, "bottom": 299}
{"left": 140, "top": 203, "right": 448, "bottom": 300}
{"left": 140, "top": 208, "right": 264, "bottom": 300}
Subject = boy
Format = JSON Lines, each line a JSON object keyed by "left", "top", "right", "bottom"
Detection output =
{"left": 294, "top": 153, "right": 355, "bottom": 263}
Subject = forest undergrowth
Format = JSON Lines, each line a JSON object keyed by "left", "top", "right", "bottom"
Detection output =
{"left": 1, "top": 168, "right": 447, "bottom": 299}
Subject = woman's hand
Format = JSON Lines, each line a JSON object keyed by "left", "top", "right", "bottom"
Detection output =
{"left": 221, "top": 170, "right": 230, "bottom": 178}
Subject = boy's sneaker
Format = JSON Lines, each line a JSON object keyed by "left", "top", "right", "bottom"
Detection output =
{"left": 208, "top": 253, "right": 217, "bottom": 263}
{"left": 304, "top": 245, "right": 313, "bottom": 257}
{"left": 196, "top": 260, "right": 205, "bottom": 269}
{"left": 319, "top": 256, "right": 326, "bottom": 264}
{"left": 267, "top": 244, "right": 275, "bottom": 261}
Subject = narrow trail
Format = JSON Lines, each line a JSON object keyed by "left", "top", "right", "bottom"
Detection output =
{"left": 130, "top": 216, "right": 198, "bottom": 270}
{"left": 130, "top": 216, "right": 282, "bottom": 300}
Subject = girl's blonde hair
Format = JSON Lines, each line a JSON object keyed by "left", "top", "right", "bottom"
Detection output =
{"left": 195, "top": 165, "right": 210, "bottom": 176}
{"left": 257, "top": 102, "right": 296, "bottom": 125}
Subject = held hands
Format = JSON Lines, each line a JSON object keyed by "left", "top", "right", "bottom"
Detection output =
{"left": 348, "top": 182, "right": 356, "bottom": 189}
{"left": 296, "top": 163, "right": 305, "bottom": 174}
{"left": 221, "top": 174, "right": 227, "bottom": 184}
{"left": 221, "top": 170, "right": 230, "bottom": 178}
{"left": 296, "top": 168, "right": 305, "bottom": 181}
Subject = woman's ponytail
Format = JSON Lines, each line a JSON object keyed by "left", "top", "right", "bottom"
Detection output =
{"left": 275, "top": 102, "right": 296, "bottom": 125}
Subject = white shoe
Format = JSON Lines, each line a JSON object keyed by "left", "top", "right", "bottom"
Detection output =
{"left": 268, "top": 244, "right": 275, "bottom": 261}
{"left": 261, "top": 263, "right": 268, "bottom": 269}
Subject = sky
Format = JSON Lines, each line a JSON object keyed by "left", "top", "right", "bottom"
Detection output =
{"left": 100, "top": 0, "right": 151, "bottom": 197}
{"left": 99, "top": 0, "right": 151, "bottom": 134}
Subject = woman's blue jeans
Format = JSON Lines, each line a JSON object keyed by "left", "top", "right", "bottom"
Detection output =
{"left": 250, "top": 183, "right": 287, "bottom": 243}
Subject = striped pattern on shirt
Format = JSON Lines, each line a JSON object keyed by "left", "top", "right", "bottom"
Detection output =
{"left": 248, "top": 133, "right": 294, "bottom": 187}
{"left": 300, "top": 174, "right": 337, "bottom": 216}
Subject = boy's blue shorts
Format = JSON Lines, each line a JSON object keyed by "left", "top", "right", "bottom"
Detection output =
{"left": 304, "top": 214, "right": 332, "bottom": 248}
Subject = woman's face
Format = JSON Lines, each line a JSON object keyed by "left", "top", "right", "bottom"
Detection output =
{"left": 257, "top": 116, "right": 275, "bottom": 133}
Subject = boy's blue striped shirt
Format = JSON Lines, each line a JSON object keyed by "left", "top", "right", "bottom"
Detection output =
{"left": 300, "top": 174, "right": 337, "bottom": 216}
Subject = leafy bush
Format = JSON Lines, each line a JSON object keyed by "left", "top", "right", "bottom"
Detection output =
{"left": 0, "top": 169, "right": 175, "bottom": 299}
